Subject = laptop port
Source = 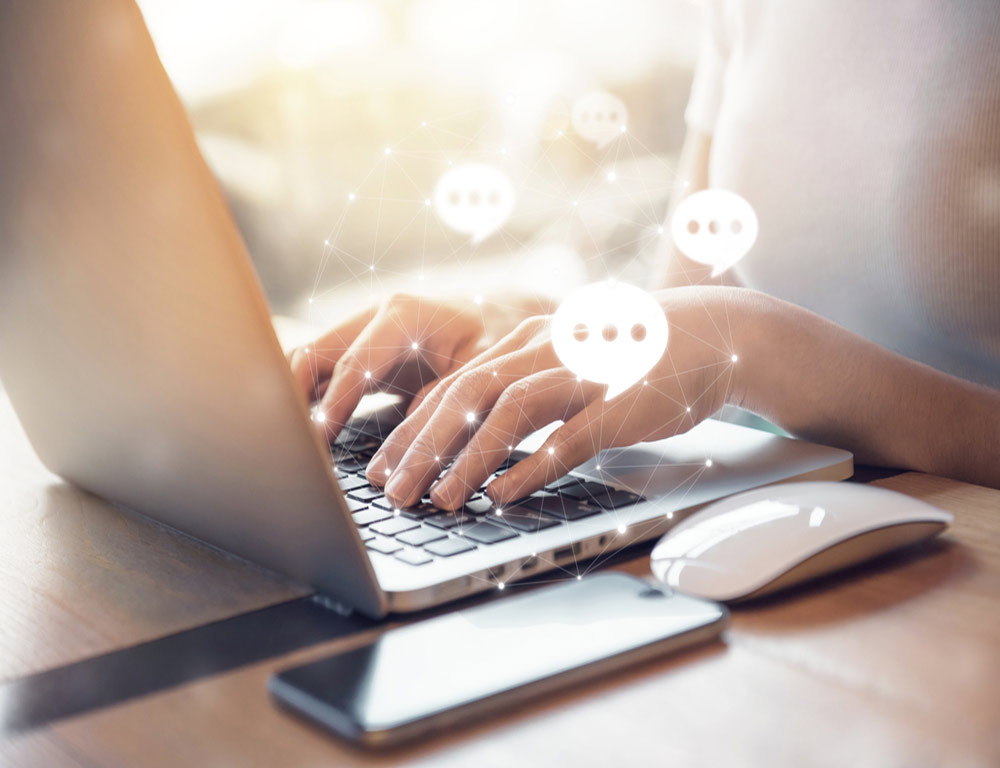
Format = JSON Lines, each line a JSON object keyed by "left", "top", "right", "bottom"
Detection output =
{"left": 554, "top": 546, "right": 575, "bottom": 561}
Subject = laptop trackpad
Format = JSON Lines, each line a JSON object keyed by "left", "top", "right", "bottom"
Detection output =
{"left": 518, "top": 418, "right": 851, "bottom": 511}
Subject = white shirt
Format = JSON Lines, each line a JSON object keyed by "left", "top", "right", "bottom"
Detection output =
{"left": 686, "top": 0, "right": 1000, "bottom": 388}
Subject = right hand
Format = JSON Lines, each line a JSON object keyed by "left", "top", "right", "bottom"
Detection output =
{"left": 287, "top": 293, "right": 539, "bottom": 440}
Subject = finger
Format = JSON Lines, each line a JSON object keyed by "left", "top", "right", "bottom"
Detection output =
{"left": 432, "top": 370, "right": 597, "bottom": 509}
{"left": 316, "top": 312, "right": 406, "bottom": 438}
{"left": 486, "top": 397, "right": 612, "bottom": 506}
{"left": 366, "top": 316, "right": 551, "bottom": 484}
{"left": 289, "top": 308, "right": 376, "bottom": 402}
{"left": 405, "top": 377, "right": 440, "bottom": 417}
{"left": 379, "top": 342, "right": 562, "bottom": 507}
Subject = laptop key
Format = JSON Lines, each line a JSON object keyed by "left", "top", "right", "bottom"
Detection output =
{"left": 561, "top": 481, "right": 642, "bottom": 509}
{"left": 495, "top": 507, "right": 561, "bottom": 532}
{"left": 394, "top": 548, "right": 433, "bottom": 566}
{"left": 359, "top": 528, "right": 376, "bottom": 542}
{"left": 522, "top": 495, "right": 602, "bottom": 521}
{"left": 396, "top": 526, "right": 447, "bottom": 546}
{"left": 463, "top": 498, "right": 495, "bottom": 516}
{"left": 546, "top": 475, "right": 584, "bottom": 492}
{"left": 459, "top": 521, "right": 518, "bottom": 544}
{"left": 333, "top": 457, "right": 365, "bottom": 473}
{"left": 426, "top": 512, "right": 476, "bottom": 530}
{"left": 353, "top": 508, "right": 391, "bottom": 526}
{"left": 366, "top": 536, "right": 402, "bottom": 555}
{"left": 401, "top": 502, "right": 443, "bottom": 520}
{"left": 370, "top": 517, "right": 420, "bottom": 537}
{"left": 424, "top": 537, "right": 477, "bottom": 557}
{"left": 339, "top": 475, "right": 373, "bottom": 492}
{"left": 588, "top": 487, "right": 642, "bottom": 509}
{"left": 348, "top": 486, "right": 384, "bottom": 502}
{"left": 345, "top": 497, "right": 370, "bottom": 513}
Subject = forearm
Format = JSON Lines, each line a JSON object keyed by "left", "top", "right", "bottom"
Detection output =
{"left": 734, "top": 291, "right": 1000, "bottom": 488}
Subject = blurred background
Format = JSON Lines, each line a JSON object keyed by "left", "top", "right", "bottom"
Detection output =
{"left": 136, "top": 0, "right": 704, "bottom": 326}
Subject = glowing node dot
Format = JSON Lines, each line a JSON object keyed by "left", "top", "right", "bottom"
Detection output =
{"left": 434, "top": 455, "right": 441, "bottom": 462}
{"left": 595, "top": 464, "right": 601, "bottom": 471}
{"left": 473, "top": 294, "right": 483, "bottom": 305}
{"left": 498, "top": 581, "right": 505, "bottom": 590}
{"left": 705, "top": 459, "right": 713, "bottom": 467}
{"left": 370, "top": 265, "right": 375, "bottom": 271}
{"left": 617, "top": 523, "right": 627, "bottom": 534}
{"left": 323, "top": 239, "right": 329, "bottom": 245}
{"left": 531, "top": 552, "right": 537, "bottom": 557}
{"left": 620, "top": 124, "right": 627, "bottom": 133}
{"left": 393, "top": 509, "right": 400, "bottom": 517}
{"left": 495, "top": 508, "right": 503, "bottom": 517}
{"left": 643, "top": 379, "right": 648, "bottom": 386}
{"left": 547, "top": 446, "right": 555, "bottom": 455}
{"left": 411, "top": 341, "right": 419, "bottom": 350}
{"left": 657, "top": 226, "right": 664, "bottom": 234}
{"left": 492, "top": 371, "right": 498, "bottom": 376}
{"left": 500, "top": 147, "right": 507, "bottom": 155}
{"left": 313, "top": 411, "right": 326, "bottom": 423}
{"left": 385, "top": 467, "right": 392, "bottom": 476}
{"left": 418, "top": 274, "right": 425, "bottom": 281}
{"left": 384, "top": 147, "right": 391, "bottom": 155}
{"left": 686, "top": 406, "right": 691, "bottom": 413}
{"left": 576, "top": 375, "right": 582, "bottom": 382}
{"left": 307, "top": 296, "right": 313, "bottom": 303}
{"left": 421, "top": 121, "right": 427, "bottom": 127}
{"left": 731, "top": 354, "right": 739, "bottom": 363}
{"left": 466, "top": 412, "right": 476, "bottom": 423}
{"left": 507, "top": 445, "right": 514, "bottom": 451}
{"left": 557, "top": 130, "right": 564, "bottom": 136}
{"left": 424, "top": 198, "right": 431, "bottom": 206}
{"left": 607, "top": 171, "right": 617, "bottom": 182}
{"left": 576, "top": 574, "right": 582, "bottom": 580}
{"left": 667, "top": 511, "right": 674, "bottom": 519}
{"left": 303, "top": 347, "right": 309, "bottom": 353}
{"left": 572, "top": 201, "right": 579, "bottom": 207}
{"left": 364, "top": 370, "right": 372, "bottom": 379}
{"left": 348, "top": 192, "right": 355, "bottom": 200}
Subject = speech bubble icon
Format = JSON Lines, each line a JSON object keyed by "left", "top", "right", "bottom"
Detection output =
{"left": 670, "top": 189, "right": 759, "bottom": 277}
{"left": 552, "top": 281, "right": 668, "bottom": 401}
{"left": 433, "top": 163, "right": 515, "bottom": 245}
{"left": 571, "top": 91, "right": 628, "bottom": 149}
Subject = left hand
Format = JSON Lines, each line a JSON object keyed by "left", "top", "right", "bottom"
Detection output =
{"left": 367, "top": 286, "right": 747, "bottom": 510}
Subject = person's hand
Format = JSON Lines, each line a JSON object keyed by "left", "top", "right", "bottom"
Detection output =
{"left": 367, "top": 286, "right": 751, "bottom": 509}
{"left": 287, "top": 293, "right": 552, "bottom": 440}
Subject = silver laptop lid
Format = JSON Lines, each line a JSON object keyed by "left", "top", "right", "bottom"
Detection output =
{"left": 0, "top": 3, "right": 385, "bottom": 617}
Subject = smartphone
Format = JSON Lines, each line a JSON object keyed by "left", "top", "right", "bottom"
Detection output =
{"left": 269, "top": 573, "right": 727, "bottom": 747}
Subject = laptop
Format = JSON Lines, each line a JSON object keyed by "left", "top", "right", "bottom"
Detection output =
{"left": 0, "top": 50, "right": 852, "bottom": 618}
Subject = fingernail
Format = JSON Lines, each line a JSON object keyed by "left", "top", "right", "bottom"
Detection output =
{"left": 431, "top": 476, "right": 460, "bottom": 510}
{"left": 385, "top": 470, "right": 413, "bottom": 507}
{"left": 366, "top": 452, "right": 387, "bottom": 484}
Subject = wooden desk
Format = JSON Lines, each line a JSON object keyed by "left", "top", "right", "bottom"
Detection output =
{"left": 1, "top": 388, "right": 998, "bottom": 767}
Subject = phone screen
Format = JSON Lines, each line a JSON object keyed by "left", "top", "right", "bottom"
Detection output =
{"left": 270, "top": 573, "right": 726, "bottom": 744}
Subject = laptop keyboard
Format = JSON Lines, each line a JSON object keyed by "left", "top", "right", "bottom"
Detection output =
{"left": 331, "top": 426, "right": 643, "bottom": 568}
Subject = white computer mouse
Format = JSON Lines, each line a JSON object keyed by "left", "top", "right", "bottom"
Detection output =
{"left": 650, "top": 481, "right": 952, "bottom": 602}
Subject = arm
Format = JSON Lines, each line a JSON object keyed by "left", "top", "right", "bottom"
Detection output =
{"left": 368, "top": 286, "right": 1000, "bottom": 512}
{"left": 735, "top": 291, "right": 1000, "bottom": 488}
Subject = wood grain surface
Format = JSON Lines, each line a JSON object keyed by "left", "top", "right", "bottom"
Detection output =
{"left": 1, "top": 388, "right": 997, "bottom": 767}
